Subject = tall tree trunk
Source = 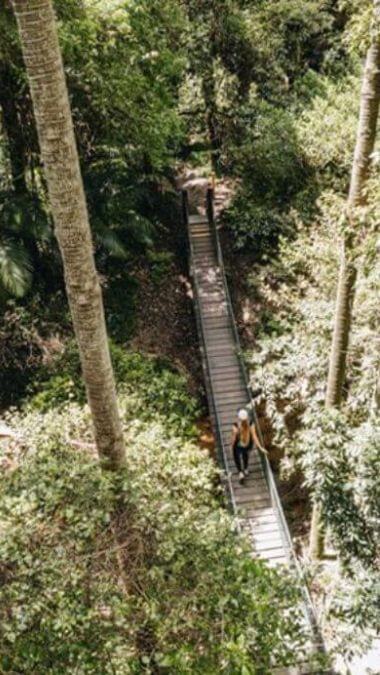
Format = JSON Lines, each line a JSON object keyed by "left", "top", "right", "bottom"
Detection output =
{"left": 325, "top": 238, "right": 358, "bottom": 408}
{"left": 12, "top": 0, "right": 126, "bottom": 470}
{"left": 309, "top": 19, "right": 380, "bottom": 559}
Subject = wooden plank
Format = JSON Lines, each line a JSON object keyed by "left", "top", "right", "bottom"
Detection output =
{"left": 191, "top": 235, "right": 211, "bottom": 242}
{"left": 197, "top": 278, "right": 221, "bottom": 286}
{"left": 212, "top": 386, "right": 247, "bottom": 398}
{"left": 235, "top": 494, "right": 271, "bottom": 508}
{"left": 225, "top": 465, "right": 263, "bottom": 477}
{"left": 189, "top": 215, "right": 208, "bottom": 224}
{"left": 198, "top": 285, "right": 225, "bottom": 294}
{"left": 193, "top": 248, "right": 214, "bottom": 255}
{"left": 193, "top": 247, "right": 213, "bottom": 255}
{"left": 253, "top": 527, "right": 283, "bottom": 546}
{"left": 193, "top": 263, "right": 216, "bottom": 270}
{"left": 189, "top": 220, "right": 209, "bottom": 227}
{"left": 204, "top": 332, "right": 235, "bottom": 344}
{"left": 209, "top": 371, "right": 241, "bottom": 382}
{"left": 246, "top": 515, "right": 279, "bottom": 528}
{"left": 207, "top": 346, "right": 236, "bottom": 355}
{"left": 190, "top": 222, "right": 211, "bottom": 234}
{"left": 213, "top": 395, "right": 247, "bottom": 406}
{"left": 205, "top": 334, "right": 234, "bottom": 344}
{"left": 198, "top": 301, "right": 227, "bottom": 309}
{"left": 249, "top": 522, "right": 281, "bottom": 535}
{"left": 215, "top": 398, "right": 249, "bottom": 409}
{"left": 199, "top": 300, "right": 227, "bottom": 308}
{"left": 192, "top": 243, "right": 212, "bottom": 250}
{"left": 242, "top": 506, "right": 277, "bottom": 519}
{"left": 231, "top": 478, "right": 268, "bottom": 492}
{"left": 255, "top": 547, "right": 288, "bottom": 561}
{"left": 218, "top": 410, "right": 248, "bottom": 422}
{"left": 203, "top": 318, "right": 229, "bottom": 328}
{"left": 207, "top": 360, "right": 237, "bottom": 370}
{"left": 192, "top": 237, "right": 213, "bottom": 245}
{"left": 191, "top": 231, "right": 211, "bottom": 237}
{"left": 201, "top": 308, "right": 229, "bottom": 316}
{"left": 234, "top": 482, "right": 268, "bottom": 497}
{"left": 243, "top": 506, "right": 280, "bottom": 520}
{"left": 209, "top": 362, "right": 240, "bottom": 371}
{"left": 206, "top": 341, "right": 236, "bottom": 349}
{"left": 200, "top": 303, "right": 228, "bottom": 312}
{"left": 213, "top": 391, "right": 246, "bottom": 402}
{"left": 193, "top": 259, "right": 216, "bottom": 267}
{"left": 252, "top": 534, "right": 284, "bottom": 549}
{"left": 210, "top": 367, "right": 242, "bottom": 377}
{"left": 202, "top": 316, "right": 230, "bottom": 326}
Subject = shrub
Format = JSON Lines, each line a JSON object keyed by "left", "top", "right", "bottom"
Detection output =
{"left": 0, "top": 402, "right": 313, "bottom": 673}
{"left": 27, "top": 343, "right": 199, "bottom": 437}
{"left": 222, "top": 195, "right": 287, "bottom": 256}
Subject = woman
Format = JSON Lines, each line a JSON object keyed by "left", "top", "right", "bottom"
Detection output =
{"left": 232, "top": 408, "right": 268, "bottom": 483}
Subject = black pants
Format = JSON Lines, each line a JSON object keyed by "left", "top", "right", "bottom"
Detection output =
{"left": 233, "top": 445, "right": 249, "bottom": 473}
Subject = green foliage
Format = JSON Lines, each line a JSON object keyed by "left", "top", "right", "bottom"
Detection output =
{"left": 146, "top": 249, "right": 175, "bottom": 283}
{"left": 235, "top": 55, "right": 380, "bottom": 649}
{"left": 233, "top": 101, "right": 307, "bottom": 200}
{"left": 0, "top": 236, "right": 32, "bottom": 298}
{"left": 0, "top": 189, "right": 53, "bottom": 300}
{"left": 0, "top": 295, "right": 71, "bottom": 409}
{"left": 0, "top": 402, "right": 310, "bottom": 673}
{"left": 222, "top": 100, "right": 309, "bottom": 254}
{"left": 223, "top": 197, "right": 286, "bottom": 256}
{"left": 299, "top": 412, "right": 380, "bottom": 643}
{"left": 27, "top": 342, "right": 199, "bottom": 437}
{"left": 300, "top": 410, "right": 377, "bottom": 565}
{"left": 297, "top": 75, "right": 361, "bottom": 187}
{"left": 0, "top": 0, "right": 187, "bottom": 302}
{"left": 243, "top": 0, "right": 341, "bottom": 97}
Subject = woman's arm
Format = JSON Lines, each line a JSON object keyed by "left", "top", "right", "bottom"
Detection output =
{"left": 231, "top": 425, "right": 238, "bottom": 450}
{"left": 251, "top": 425, "right": 268, "bottom": 456}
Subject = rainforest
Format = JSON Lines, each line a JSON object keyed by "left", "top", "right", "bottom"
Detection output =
{"left": 0, "top": 1, "right": 379, "bottom": 673}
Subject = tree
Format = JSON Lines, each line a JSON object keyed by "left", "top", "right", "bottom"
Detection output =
{"left": 11, "top": 0, "right": 125, "bottom": 470}
{"left": 309, "top": 0, "right": 380, "bottom": 558}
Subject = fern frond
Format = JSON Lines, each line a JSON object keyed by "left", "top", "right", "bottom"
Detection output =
{"left": 0, "top": 238, "right": 33, "bottom": 297}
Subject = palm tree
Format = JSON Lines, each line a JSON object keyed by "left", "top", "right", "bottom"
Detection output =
{"left": 11, "top": 0, "right": 126, "bottom": 470}
{"left": 309, "top": 2, "right": 380, "bottom": 558}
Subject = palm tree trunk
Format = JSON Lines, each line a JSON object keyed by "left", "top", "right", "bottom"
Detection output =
{"left": 309, "top": 20, "right": 380, "bottom": 558}
{"left": 348, "top": 41, "right": 380, "bottom": 208}
{"left": 12, "top": 0, "right": 126, "bottom": 470}
{"left": 325, "top": 239, "right": 358, "bottom": 408}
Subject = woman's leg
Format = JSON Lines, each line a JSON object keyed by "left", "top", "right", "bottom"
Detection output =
{"left": 233, "top": 445, "right": 242, "bottom": 472}
{"left": 242, "top": 447, "right": 249, "bottom": 471}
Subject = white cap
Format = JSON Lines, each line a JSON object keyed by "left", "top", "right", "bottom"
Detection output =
{"left": 238, "top": 409, "right": 249, "bottom": 421}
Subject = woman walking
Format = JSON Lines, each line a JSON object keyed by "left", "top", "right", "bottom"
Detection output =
{"left": 232, "top": 409, "right": 268, "bottom": 484}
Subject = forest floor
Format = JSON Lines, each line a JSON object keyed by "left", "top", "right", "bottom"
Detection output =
{"left": 129, "top": 258, "right": 203, "bottom": 399}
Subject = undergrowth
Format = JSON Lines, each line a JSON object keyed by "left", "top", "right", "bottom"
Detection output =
{"left": 0, "top": 399, "right": 314, "bottom": 674}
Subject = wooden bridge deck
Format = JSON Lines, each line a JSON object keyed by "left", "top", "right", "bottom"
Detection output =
{"left": 188, "top": 213, "right": 290, "bottom": 565}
